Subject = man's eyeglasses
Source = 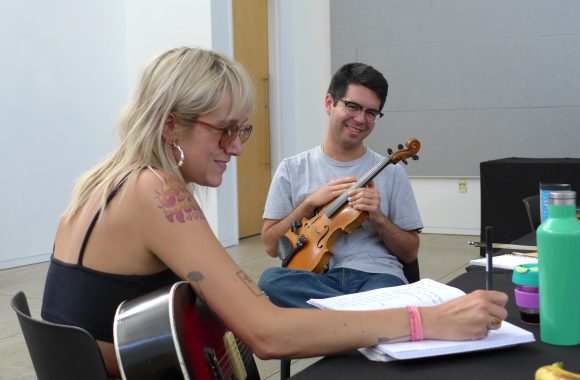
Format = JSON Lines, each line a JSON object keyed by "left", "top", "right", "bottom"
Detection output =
{"left": 337, "top": 99, "right": 384, "bottom": 123}
{"left": 193, "top": 119, "right": 253, "bottom": 150}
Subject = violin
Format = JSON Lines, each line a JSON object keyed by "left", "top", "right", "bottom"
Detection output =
{"left": 278, "top": 138, "right": 421, "bottom": 274}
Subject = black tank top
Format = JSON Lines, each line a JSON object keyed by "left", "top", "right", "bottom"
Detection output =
{"left": 41, "top": 172, "right": 181, "bottom": 342}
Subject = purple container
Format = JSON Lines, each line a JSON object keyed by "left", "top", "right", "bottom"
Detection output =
{"left": 514, "top": 286, "right": 539, "bottom": 324}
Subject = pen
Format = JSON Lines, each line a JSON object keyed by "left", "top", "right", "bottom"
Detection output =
{"left": 485, "top": 226, "right": 493, "bottom": 291}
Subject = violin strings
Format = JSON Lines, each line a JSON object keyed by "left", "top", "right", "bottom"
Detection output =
{"left": 325, "top": 157, "right": 393, "bottom": 216}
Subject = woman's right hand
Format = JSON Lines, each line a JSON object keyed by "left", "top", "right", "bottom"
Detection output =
{"left": 421, "top": 290, "right": 509, "bottom": 341}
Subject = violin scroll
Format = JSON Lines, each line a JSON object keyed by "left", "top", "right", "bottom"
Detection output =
{"left": 388, "top": 138, "right": 420, "bottom": 165}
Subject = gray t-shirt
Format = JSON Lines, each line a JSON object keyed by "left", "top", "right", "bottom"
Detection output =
{"left": 263, "top": 145, "right": 423, "bottom": 281}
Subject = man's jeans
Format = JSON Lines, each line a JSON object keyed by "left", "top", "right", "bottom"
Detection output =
{"left": 258, "top": 267, "right": 405, "bottom": 308}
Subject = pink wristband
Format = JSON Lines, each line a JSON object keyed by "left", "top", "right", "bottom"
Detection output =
{"left": 407, "top": 305, "right": 424, "bottom": 341}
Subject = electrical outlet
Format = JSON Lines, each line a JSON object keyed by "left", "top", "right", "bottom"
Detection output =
{"left": 458, "top": 179, "right": 467, "bottom": 193}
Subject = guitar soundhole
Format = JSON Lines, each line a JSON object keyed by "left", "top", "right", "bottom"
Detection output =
{"left": 203, "top": 348, "right": 224, "bottom": 380}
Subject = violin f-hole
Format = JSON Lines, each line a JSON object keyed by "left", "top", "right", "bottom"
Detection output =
{"left": 316, "top": 225, "right": 330, "bottom": 249}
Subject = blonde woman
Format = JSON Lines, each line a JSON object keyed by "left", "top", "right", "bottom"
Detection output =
{"left": 41, "top": 47, "right": 508, "bottom": 378}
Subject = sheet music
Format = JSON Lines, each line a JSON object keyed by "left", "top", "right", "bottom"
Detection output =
{"left": 307, "top": 278, "right": 465, "bottom": 310}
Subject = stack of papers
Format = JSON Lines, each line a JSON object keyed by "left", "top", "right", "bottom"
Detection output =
{"left": 307, "top": 279, "right": 535, "bottom": 361}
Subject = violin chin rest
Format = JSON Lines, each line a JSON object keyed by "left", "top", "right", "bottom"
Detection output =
{"left": 278, "top": 235, "right": 293, "bottom": 261}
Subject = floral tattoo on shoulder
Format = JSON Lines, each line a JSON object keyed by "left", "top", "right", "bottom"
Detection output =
{"left": 156, "top": 176, "right": 204, "bottom": 223}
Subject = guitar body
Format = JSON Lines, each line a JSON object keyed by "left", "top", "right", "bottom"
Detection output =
{"left": 114, "top": 281, "right": 260, "bottom": 380}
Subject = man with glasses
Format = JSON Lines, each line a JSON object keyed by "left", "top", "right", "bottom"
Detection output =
{"left": 258, "top": 63, "right": 423, "bottom": 308}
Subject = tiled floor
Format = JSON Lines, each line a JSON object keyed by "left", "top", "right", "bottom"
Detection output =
{"left": 0, "top": 233, "right": 480, "bottom": 379}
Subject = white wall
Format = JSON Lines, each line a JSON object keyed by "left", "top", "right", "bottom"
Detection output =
{"left": 0, "top": 1, "right": 127, "bottom": 269}
{"left": 268, "top": 0, "right": 331, "bottom": 165}
{"left": 411, "top": 177, "right": 480, "bottom": 235}
{"left": 0, "top": 0, "right": 238, "bottom": 269}
{"left": 125, "top": 0, "right": 212, "bottom": 90}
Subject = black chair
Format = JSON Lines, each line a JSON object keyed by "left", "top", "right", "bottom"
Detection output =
{"left": 279, "top": 259, "right": 420, "bottom": 379}
{"left": 522, "top": 194, "right": 541, "bottom": 232}
{"left": 402, "top": 258, "right": 420, "bottom": 284}
{"left": 10, "top": 291, "right": 110, "bottom": 380}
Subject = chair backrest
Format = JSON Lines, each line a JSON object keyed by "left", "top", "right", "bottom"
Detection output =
{"left": 10, "top": 292, "right": 109, "bottom": 380}
{"left": 402, "top": 258, "right": 420, "bottom": 283}
{"left": 522, "top": 194, "right": 541, "bottom": 232}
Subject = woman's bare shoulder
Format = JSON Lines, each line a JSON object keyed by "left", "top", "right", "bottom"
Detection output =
{"left": 132, "top": 166, "right": 173, "bottom": 186}
{"left": 131, "top": 167, "right": 204, "bottom": 224}
{"left": 130, "top": 167, "right": 184, "bottom": 195}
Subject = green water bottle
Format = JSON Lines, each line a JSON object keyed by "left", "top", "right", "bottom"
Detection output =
{"left": 537, "top": 190, "right": 580, "bottom": 345}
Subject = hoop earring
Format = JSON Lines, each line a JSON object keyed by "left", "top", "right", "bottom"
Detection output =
{"left": 171, "top": 142, "right": 185, "bottom": 167}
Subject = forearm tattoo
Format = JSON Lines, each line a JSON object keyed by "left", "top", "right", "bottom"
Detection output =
{"left": 186, "top": 271, "right": 206, "bottom": 302}
{"left": 156, "top": 176, "right": 204, "bottom": 223}
{"left": 186, "top": 270, "right": 268, "bottom": 301}
{"left": 237, "top": 271, "right": 268, "bottom": 298}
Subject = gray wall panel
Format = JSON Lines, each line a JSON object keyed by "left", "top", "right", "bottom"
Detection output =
{"left": 331, "top": 0, "right": 580, "bottom": 47}
{"left": 331, "top": 0, "right": 580, "bottom": 176}
{"left": 369, "top": 107, "right": 580, "bottom": 176}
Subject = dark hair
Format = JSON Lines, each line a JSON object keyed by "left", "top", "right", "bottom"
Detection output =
{"left": 327, "top": 63, "right": 388, "bottom": 111}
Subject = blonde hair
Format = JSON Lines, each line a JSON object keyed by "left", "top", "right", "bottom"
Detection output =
{"left": 62, "top": 47, "right": 255, "bottom": 221}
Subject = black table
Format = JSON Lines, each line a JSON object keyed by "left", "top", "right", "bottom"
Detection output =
{"left": 290, "top": 271, "right": 580, "bottom": 380}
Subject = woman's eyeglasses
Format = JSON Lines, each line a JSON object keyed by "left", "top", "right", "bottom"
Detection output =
{"left": 193, "top": 119, "right": 253, "bottom": 150}
{"left": 337, "top": 99, "right": 384, "bottom": 124}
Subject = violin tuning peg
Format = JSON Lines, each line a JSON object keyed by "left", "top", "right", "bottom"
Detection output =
{"left": 412, "top": 155, "right": 419, "bottom": 161}
{"left": 402, "top": 159, "right": 408, "bottom": 165}
{"left": 387, "top": 148, "right": 393, "bottom": 155}
{"left": 398, "top": 144, "right": 404, "bottom": 150}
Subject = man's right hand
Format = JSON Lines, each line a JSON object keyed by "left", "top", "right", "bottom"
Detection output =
{"left": 304, "top": 176, "right": 358, "bottom": 211}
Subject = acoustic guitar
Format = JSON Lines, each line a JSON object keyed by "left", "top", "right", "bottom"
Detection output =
{"left": 113, "top": 281, "right": 260, "bottom": 380}
{"left": 278, "top": 138, "right": 421, "bottom": 274}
